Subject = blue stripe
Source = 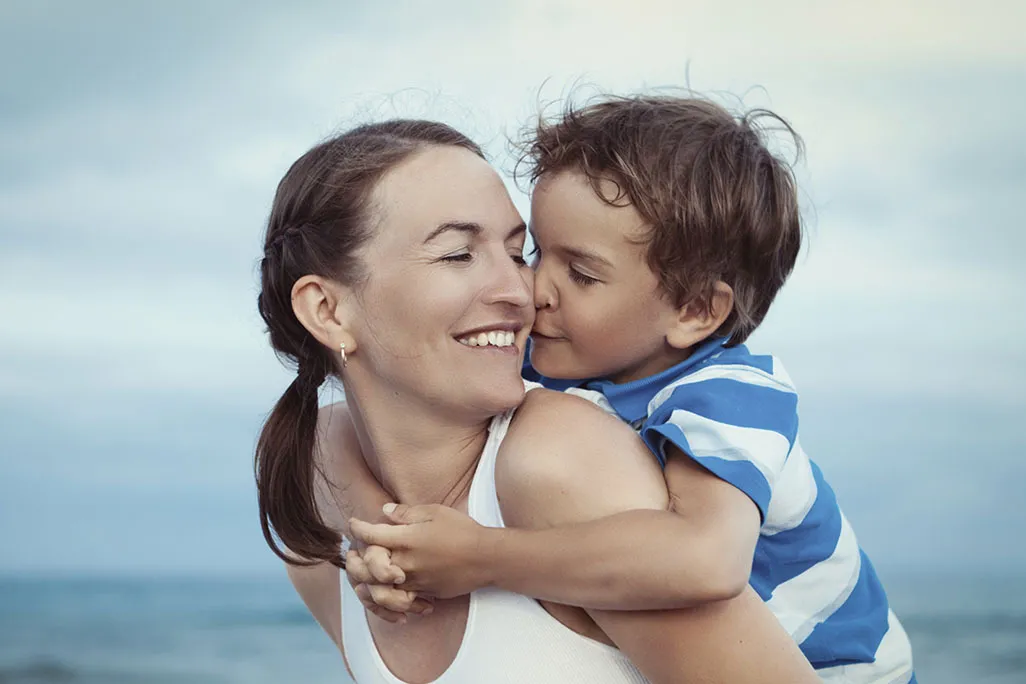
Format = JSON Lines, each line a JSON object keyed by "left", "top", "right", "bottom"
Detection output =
{"left": 643, "top": 421, "right": 772, "bottom": 516}
{"left": 703, "top": 345, "right": 776, "bottom": 376}
{"left": 751, "top": 462, "right": 842, "bottom": 598}
{"left": 647, "top": 378, "right": 799, "bottom": 449}
{"left": 801, "top": 550, "right": 892, "bottom": 668}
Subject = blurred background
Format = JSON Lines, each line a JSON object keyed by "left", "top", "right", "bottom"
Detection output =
{"left": 1, "top": 1, "right": 1023, "bottom": 682}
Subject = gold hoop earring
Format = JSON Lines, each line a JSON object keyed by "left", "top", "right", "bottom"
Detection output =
{"left": 340, "top": 343, "right": 348, "bottom": 369}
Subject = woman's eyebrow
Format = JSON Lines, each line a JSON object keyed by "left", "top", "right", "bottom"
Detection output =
{"left": 423, "top": 221, "right": 526, "bottom": 244}
{"left": 423, "top": 221, "right": 481, "bottom": 244}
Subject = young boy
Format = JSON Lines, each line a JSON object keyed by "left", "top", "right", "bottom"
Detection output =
{"left": 339, "top": 95, "right": 915, "bottom": 682}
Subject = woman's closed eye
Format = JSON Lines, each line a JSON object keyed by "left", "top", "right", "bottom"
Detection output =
{"left": 438, "top": 251, "right": 472, "bottom": 263}
{"left": 438, "top": 249, "right": 529, "bottom": 267}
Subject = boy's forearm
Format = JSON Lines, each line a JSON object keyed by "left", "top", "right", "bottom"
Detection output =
{"left": 480, "top": 509, "right": 747, "bottom": 610}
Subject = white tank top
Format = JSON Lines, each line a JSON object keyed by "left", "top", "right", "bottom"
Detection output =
{"left": 340, "top": 387, "right": 648, "bottom": 683}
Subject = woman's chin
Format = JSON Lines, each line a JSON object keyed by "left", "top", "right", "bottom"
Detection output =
{"left": 473, "top": 376, "right": 527, "bottom": 414}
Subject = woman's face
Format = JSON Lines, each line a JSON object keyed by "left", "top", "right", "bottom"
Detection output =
{"left": 349, "top": 145, "right": 534, "bottom": 419}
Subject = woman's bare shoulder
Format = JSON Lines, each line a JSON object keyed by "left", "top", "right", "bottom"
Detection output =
{"left": 497, "top": 388, "right": 667, "bottom": 527}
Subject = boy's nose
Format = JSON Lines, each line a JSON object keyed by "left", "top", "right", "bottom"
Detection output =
{"left": 533, "top": 265, "right": 557, "bottom": 310}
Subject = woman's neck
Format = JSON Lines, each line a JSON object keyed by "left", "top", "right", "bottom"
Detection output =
{"left": 342, "top": 373, "right": 491, "bottom": 508}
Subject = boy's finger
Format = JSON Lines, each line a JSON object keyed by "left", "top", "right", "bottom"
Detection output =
{"left": 355, "top": 584, "right": 406, "bottom": 624}
{"left": 382, "top": 502, "right": 437, "bottom": 525}
{"left": 364, "top": 545, "right": 406, "bottom": 585}
{"left": 367, "top": 583, "right": 416, "bottom": 613}
{"left": 345, "top": 553, "right": 374, "bottom": 587}
{"left": 409, "top": 597, "right": 435, "bottom": 615}
{"left": 368, "top": 604, "right": 407, "bottom": 625}
{"left": 349, "top": 518, "right": 406, "bottom": 550}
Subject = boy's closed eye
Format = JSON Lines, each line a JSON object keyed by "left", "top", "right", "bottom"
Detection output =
{"left": 567, "top": 265, "right": 600, "bottom": 286}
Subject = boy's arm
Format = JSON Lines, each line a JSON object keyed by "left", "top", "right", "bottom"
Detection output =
{"left": 491, "top": 445, "right": 760, "bottom": 608}
{"left": 496, "top": 389, "right": 816, "bottom": 683}
{"left": 349, "top": 406, "right": 761, "bottom": 610}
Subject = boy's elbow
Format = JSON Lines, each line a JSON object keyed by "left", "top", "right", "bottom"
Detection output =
{"left": 711, "top": 570, "right": 749, "bottom": 601}
{"left": 708, "top": 552, "right": 752, "bottom": 601}
{"left": 689, "top": 544, "right": 752, "bottom": 604}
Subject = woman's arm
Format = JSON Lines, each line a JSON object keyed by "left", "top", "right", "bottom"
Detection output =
{"left": 285, "top": 560, "right": 354, "bottom": 679}
{"left": 497, "top": 389, "right": 816, "bottom": 684}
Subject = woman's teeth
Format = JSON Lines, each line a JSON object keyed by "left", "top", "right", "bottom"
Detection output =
{"left": 457, "top": 331, "right": 516, "bottom": 348}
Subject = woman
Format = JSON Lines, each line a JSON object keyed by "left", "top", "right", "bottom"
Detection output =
{"left": 255, "top": 119, "right": 817, "bottom": 683}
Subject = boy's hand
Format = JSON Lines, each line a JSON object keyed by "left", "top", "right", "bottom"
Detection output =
{"left": 345, "top": 545, "right": 434, "bottom": 623}
{"left": 348, "top": 503, "right": 495, "bottom": 599}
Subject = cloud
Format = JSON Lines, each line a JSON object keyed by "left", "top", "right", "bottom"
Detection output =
{"left": 1, "top": 0, "right": 1023, "bottom": 574}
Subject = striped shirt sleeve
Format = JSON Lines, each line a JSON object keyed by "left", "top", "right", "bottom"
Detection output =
{"left": 640, "top": 365, "right": 800, "bottom": 519}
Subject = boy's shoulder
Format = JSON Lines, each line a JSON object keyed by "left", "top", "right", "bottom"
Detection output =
{"left": 652, "top": 344, "right": 798, "bottom": 409}
{"left": 643, "top": 344, "right": 801, "bottom": 445}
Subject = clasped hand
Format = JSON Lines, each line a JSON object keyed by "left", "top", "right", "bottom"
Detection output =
{"left": 346, "top": 502, "right": 492, "bottom": 623}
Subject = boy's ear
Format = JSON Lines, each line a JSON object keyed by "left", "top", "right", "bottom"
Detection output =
{"left": 665, "top": 281, "right": 734, "bottom": 350}
{"left": 291, "top": 275, "right": 358, "bottom": 356}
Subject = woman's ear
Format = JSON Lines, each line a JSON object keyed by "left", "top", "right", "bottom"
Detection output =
{"left": 665, "top": 281, "right": 734, "bottom": 350}
{"left": 291, "top": 275, "right": 357, "bottom": 355}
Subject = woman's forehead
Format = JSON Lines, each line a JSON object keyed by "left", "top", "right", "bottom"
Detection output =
{"left": 372, "top": 146, "right": 519, "bottom": 239}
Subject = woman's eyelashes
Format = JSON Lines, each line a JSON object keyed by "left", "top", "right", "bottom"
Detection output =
{"left": 438, "top": 251, "right": 472, "bottom": 263}
{"left": 437, "top": 248, "right": 529, "bottom": 266}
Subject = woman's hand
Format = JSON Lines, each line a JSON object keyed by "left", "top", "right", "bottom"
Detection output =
{"left": 348, "top": 503, "right": 499, "bottom": 599}
{"left": 345, "top": 544, "right": 434, "bottom": 623}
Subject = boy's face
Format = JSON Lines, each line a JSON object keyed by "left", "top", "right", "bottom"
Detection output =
{"left": 529, "top": 170, "right": 691, "bottom": 383}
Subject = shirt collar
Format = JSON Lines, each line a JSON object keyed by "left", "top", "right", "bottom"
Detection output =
{"left": 584, "top": 337, "right": 730, "bottom": 423}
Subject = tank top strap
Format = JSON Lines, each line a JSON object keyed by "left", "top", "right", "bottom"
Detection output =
{"left": 467, "top": 380, "right": 544, "bottom": 528}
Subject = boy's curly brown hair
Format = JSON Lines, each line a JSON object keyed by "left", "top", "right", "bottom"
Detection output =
{"left": 518, "top": 94, "right": 803, "bottom": 346}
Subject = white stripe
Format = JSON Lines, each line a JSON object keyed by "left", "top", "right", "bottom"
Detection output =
{"left": 817, "top": 610, "right": 915, "bottom": 684}
{"left": 648, "top": 362, "right": 796, "bottom": 416}
{"left": 767, "top": 513, "right": 861, "bottom": 643}
{"left": 769, "top": 358, "right": 795, "bottom": 388}
{"left": 763, "top": 440, "right": 818, "bottom": 535}
{"left": 563, "top": 387, "right": 617, "bottom": 416}
{"left": 665, "top": 409, "right": 790, "bottom": 487}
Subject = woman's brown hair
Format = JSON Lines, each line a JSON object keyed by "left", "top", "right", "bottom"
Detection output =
{"left": 256, "top": 120, "right": 484, "bottom": 567}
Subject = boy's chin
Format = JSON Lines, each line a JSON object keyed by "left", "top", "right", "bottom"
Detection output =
{"left": 530, "top": 352, "right": 587, "bottom": 380}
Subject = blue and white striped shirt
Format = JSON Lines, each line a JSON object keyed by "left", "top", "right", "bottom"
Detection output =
{"left": 527, "top": 337, "right": 915, "bottom": 682}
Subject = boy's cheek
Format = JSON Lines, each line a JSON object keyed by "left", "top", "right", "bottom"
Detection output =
{"left": 528, "top": 337, "right": 579, "bottom": 379}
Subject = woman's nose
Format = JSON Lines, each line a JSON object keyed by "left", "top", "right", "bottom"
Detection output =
{"left": 484, "top": 254, "right": 532, "bottom": 308}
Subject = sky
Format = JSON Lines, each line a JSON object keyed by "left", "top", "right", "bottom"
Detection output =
{"left": 0, "top": 0, "right": 1023, "bottom": 577}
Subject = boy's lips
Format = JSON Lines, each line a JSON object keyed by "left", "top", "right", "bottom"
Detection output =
{"left": 530, "top": 328, "right": 564, "bottom": 341}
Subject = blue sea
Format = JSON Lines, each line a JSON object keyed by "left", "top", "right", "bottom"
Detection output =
{"left": 1, "top": 573, "right": 1023, "bottom": 683}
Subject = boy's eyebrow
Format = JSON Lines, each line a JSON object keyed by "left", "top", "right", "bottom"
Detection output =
{"left": 560, "top": 245, "right": 614, "bottom": 269}
{"left": 424, "top": 221, "right": 527, "bottom": 244}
